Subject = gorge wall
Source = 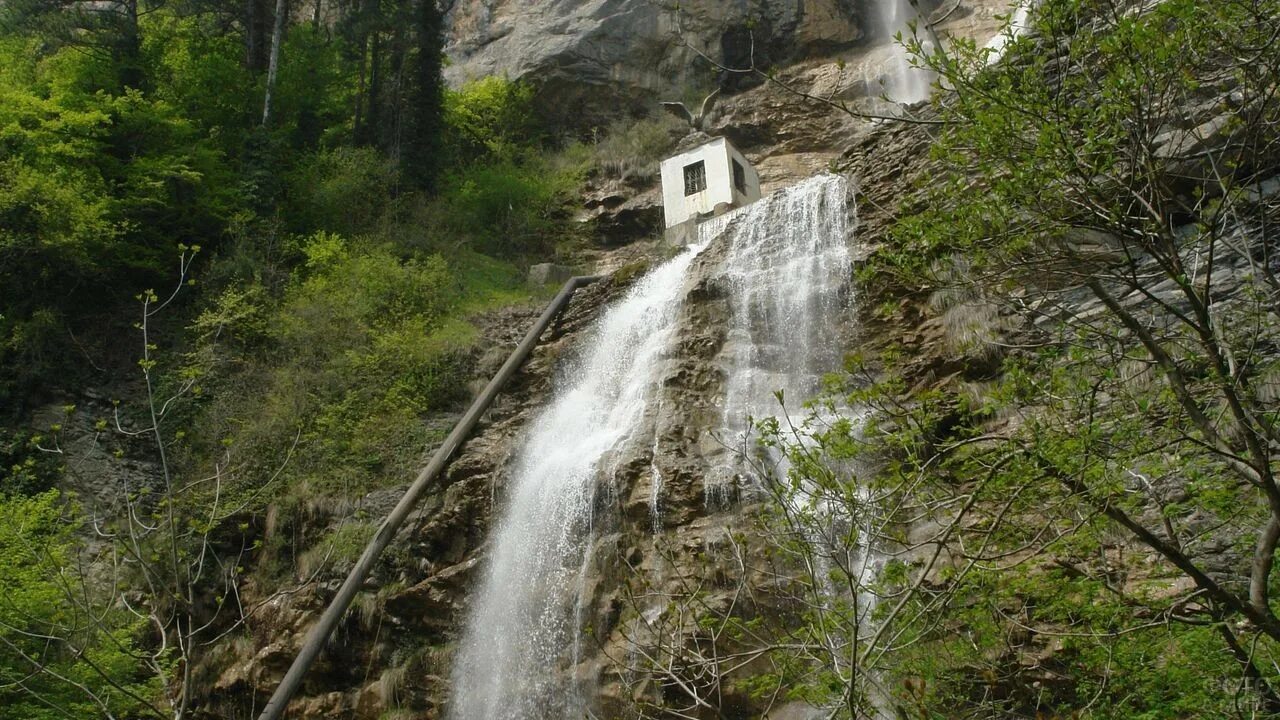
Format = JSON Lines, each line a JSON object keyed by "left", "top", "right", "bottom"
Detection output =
{"left": 215, "top": 2, "right": 1031, "bottom": 718}
{"left": 441, "top": 0, "right": 866, "bottom": 125}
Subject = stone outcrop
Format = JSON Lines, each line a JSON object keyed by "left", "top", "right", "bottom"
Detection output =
{"left": 442, "top": 0, "right": 866, "bottom": 125}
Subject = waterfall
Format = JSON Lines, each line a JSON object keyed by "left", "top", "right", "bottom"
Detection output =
{"left": 984, "top": 1, "right": 1034, "bottom": 64}
{"left": 451, "top": 174, "right": 851, "bottom": 719}
{"left": 449, "top": 239, "right": 709, "bottom": 720}
{"left": 708, "top": 174, "right": 851, "bottom": 501}
{"left": 877, "top": 0, "right": 934, "bottom": 104}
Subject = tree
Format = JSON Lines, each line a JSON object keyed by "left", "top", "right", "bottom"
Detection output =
{"left": 0, "top": 491, "right": 158, "bottom": 720}
{"left": 0, "top": 0, "right": 158, "bottom": 89}
{"left": 611, "top": 398, "right": 936, "bottom": 718}
{"left": 3, "top": 253, "right": 313, "bottom": 719}
{"left": 399, "top": 0, "right": 443, "bottom": 190}
{"left": 619, "top": 0, "right": 1280, "bottom": 715}
{"left": 260, "top": 0, "right": 289, "bottom": 125}
{"left": 876, "top": 0, "right": 1280, "bottom": 712}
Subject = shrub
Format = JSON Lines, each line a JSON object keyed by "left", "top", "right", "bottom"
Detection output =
{"left": 287, "top": 147, "right": 400, "bottom": 236}
{"left": 444, "top": 76, "right": 541, "bottom": 164}
{"left": 0, "top": 492, "right": 155, "bottom": 720}
{"left": 428, "top": 158, "right": 584, "bottom": 259}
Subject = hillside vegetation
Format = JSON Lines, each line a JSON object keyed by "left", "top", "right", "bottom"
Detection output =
{"left": 0, "top": 1, "right": 605, "bottom": 715}
{"left": 658, "top": 0, "right": 1280, "bottom": 717}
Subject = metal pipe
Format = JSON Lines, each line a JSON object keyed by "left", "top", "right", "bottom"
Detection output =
{"left": 257, "top": 275, "right": 601, "bottom": 720}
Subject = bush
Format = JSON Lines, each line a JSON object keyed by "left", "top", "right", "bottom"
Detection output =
{"left": 287, "top": 147, "right": 400, "bottom": 236}
{"left": 0, "top": 430, "right": 61, "bottom": 495}
{"left": 195, "top": 233, "right": 532, "bottom": 506}
{"left": 0, "top": 492, "right": 155, "bottom": 720}
{"left": 429, "top": 159, "right": 583, "bottom": 258}
{"left": 444, "top": 76, "right": 542, "bottom": 164}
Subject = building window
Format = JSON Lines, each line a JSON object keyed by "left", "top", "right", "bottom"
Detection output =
{"left": 683, "top": 160, "right": 706, "bottom": 196}
{"left": 732, "top": 158, "right": 747, "bottom": 194}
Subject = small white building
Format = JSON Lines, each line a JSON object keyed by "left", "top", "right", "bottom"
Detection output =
{"left": 659, "top": 137, "right": 761, "bottom": 241}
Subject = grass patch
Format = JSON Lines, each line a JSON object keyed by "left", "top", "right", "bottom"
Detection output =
{"left": 592, "top": 114, "right": 685, "bottom": 183}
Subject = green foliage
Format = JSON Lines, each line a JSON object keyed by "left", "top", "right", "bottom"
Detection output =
{"left": 0, "top": 492, "right": 155, "bottom": 719}
{"left": 0, "top": 36, "right": 241, "bottom": 407}
{"left": 401, "top": 0, "right": 445, "bottom": 190}
{"left": 430, "top": 158, "right": 584, "bottom": 258}
{"left": 0, "top": 0, "right": 584, "bottom": 714}
{"left": 144, "top": 15, "right": 257, "bottom": 142}
{"left": 273, "top": 24, "right": 357, "bottom": 148}
{"left": 396, "top": 76, "right": 590, "bottom": 259}
{"left": 444, "top": 76, "right": 542, "bottom": 164}
{"left": 0, "top": 431, "right": 60, "bottom": 495}
{"left": 297, "top": 519, "right": 378, "bottom": 577}
{"left": 288, "top": 147, "right": 400, "bottom": 235}
{"left": 662, "top": 3, "right": 1280, "bottom": 715}
{"left": 196, "top": 234, "right": 529, "bottom": 507}
{"left": 840, "top": 0, "right": 1280, "bottom": 715}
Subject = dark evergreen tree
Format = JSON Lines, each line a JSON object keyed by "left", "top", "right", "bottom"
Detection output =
{"left": 0, "top": 0, "right": 152, "bottom": 90}
{"left": 400, "top": 0, "right": 443, "bottom": 190}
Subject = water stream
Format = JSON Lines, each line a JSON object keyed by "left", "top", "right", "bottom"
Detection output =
{"left": 451, "top": 174, "right": 852, "bottom": 719}
{"left": 984, "top": 1, "right": 1034, "bottom": 64}
{"left": 707, "top": 174, "right": 852, "bottom": 502}
{"left": 449, "top": 238, "right": 707, "bottom": 720}
{"left": 877, "top": 0, "right": 934, "bottom": 104}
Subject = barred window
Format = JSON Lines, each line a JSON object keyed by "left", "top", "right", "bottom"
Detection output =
{"left": 732, "top": 158, "right": 747, "bottom": 194}
{"left": 683, "top": 160, "right": 706, "bottom": 196}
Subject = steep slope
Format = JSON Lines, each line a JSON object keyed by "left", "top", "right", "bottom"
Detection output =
{"left": 213, "top": 3, "right": 1041, "bottom": 718}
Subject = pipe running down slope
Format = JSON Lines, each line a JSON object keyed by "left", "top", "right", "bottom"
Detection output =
{"left": 256, "top": 274, "right": 601, "bottom": 720}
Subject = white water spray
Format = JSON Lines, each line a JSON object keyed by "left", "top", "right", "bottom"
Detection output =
{"left": 984, "top": 1, "right": 1034, "bottom": 64}
{"left": 707, "top": 174, "right": 852, "bottom": 500}
{"left": 877, "top": 0, "right": 934, "bottom": 104}
{"left": 452, "top": 174, "right": 852, "bottom": 719}
{"left": 449, "top": 240, "right": 707, "bottom": 720}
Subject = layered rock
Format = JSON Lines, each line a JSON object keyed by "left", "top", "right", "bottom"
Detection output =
{"left": 442, "top": 0, "right": 866, "bottom": 125}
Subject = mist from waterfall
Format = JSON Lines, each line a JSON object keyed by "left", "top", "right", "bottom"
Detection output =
{"left": 451, "top": 174, "right": 851, "bottom": 719}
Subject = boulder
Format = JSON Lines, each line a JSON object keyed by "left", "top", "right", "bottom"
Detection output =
{"left": 527, "top": 262, "right": 576, "bottom": 286}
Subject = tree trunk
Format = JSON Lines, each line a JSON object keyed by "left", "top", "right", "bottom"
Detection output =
{"left": 402, "top": 0, "right": 444, "bottom": 189}
{"left": 245, "top": 0, "right": 270, "bottom": 71}
{"left": 365, "top": 30, "right": 384, "bottom": 146}
{"left": 353, "top": 34, "right": 368, "bottom": 141}
{"left": 261, "top": 0, "right": 290, "bottom": 125}
{"left": 116, "top": 0, "right": 145, "bottom": 89}
{"left": 386, "top": 21, "right": 406, "bottom": 160}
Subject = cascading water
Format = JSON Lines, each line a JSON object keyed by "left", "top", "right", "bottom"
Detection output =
{"left": 706, "top": 174, "right": 879, "bottom": 717}
{"left": 451, "top": 173, "right": 852, "bottom": 719}
{"left": 449, "top": 240, "right": 708, "bottom": 720}
{"left": 877, "top": 0, "right": 934, "bottom": 104}
{"left": 984, "top": 1, "right": 1034, "bottom": 64}
{"left": 707, "top": 174, "right": 852, "bottom": 502}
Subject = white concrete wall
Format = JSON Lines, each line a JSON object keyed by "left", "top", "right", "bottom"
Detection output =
{"left": 660, "top": 139, "right": 728, "bottom": 227}
{"left": 660, "top": 137, "right": 762, "bottom": 228}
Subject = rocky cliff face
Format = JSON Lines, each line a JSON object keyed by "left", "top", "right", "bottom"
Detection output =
{"left": 442, "top": 0, "right": 866, "bottom": 125}
{"left": 209, "top": 4, "right": 1030, "bottom": 717}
